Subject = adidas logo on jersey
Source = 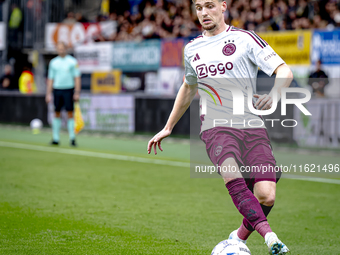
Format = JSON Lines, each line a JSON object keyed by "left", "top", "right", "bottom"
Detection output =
{"left": 193, "top": 53, "right": 200, "bottom": 62}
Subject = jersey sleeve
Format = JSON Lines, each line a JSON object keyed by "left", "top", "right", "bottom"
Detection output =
{"left": 48, "top": 61, "right": 55, "bottom": 80}
{"left": 248, "top": 32, "right": 285, "bottom": 77}
{"left": 184, "top": 47, "right": 197, "bottom": 85}
{"left": 72, "top": 60, "right": 81, "bottom": 77}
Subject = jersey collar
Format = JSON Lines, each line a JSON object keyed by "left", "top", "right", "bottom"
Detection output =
{"left": 202, "top": 25, "right": 231, "bottom": 40}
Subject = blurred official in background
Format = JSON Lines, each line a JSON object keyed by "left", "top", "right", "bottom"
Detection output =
{"left": 46, "top": 42, "right": 81, "bottom": 146}
{"left": 308, "top": 60, "right": 329, "bottom": 98}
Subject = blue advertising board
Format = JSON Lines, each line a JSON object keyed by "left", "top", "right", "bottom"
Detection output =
{"left": 312, "top": 30, "right": 340, "bottom": 65}
{"left": 112, "top": 39, "right": 161, "bottom": 71}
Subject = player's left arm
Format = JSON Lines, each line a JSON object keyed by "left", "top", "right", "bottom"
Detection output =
{"left": 73, "top": 61, "right": 81, "bottom": 102}
{"left": 74, "top": 77, "right": 81, "bottom": 101}
{"left": 247, "top": 32, "right": 294, "bottom": 110}
{"left": 254, "top": 63, "right": 293, "bottom": 110}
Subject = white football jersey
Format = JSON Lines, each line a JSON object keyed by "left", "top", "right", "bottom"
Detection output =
{"left": 184, "top": 25, "right": 285, "bottom": 132}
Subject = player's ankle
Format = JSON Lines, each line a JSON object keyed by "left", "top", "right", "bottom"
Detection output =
{"left": 237, "top": 223, "right": 252, "bottom": 241}
{"left": 255, "top": 221, "right": 272, "bottom": 239}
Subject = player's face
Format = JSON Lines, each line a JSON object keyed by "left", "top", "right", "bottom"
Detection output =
{"left": 57, "top": 43, "right": 66, "bottom": 56}
{"left": 195, "top": 0, "right": 226, "bottom": 32}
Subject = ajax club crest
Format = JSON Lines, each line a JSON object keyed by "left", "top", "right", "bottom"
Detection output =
{"left": 215, "top": 145, "right": 223, "bottom": 156}
{"left": 222, "top": 43, "right": 236, "bottom": 56}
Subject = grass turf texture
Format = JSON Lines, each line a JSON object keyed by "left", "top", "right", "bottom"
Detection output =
{"left": 0, "top": 126, "right": 339, "bottom": 254}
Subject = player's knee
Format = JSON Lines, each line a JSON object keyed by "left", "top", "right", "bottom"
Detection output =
{"left": 67, "top": 111, "right": 73, "bottom": 118}
{"left": 257, "top": 193, "right": 275, "bottom": 206}
{"left": 254, "top": 181, "right": 276, "bottom": 206}
{"left": 55, "top": 112, "right": 61, "bottom": 118}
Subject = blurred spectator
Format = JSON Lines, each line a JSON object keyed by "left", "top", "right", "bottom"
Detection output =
{"left": 101, "top": 0, "right": 110, "bottom": 17}
{"left": 0, "top": 65, "right": 16, "bottom": 90}
{"left": 69, "top": 0, "right": 340, "bottom": 42}
{"left": 311, "top": 14, "right": 328, "bottom": 28}
{"left": 296, "top": 0, "right": 309, "bottom": 18}
{"left": 308, "top": 60, "right": 329, "bottom": 98}
{"left": 63, "top": 12, "right": 76, "bottom": 24}
{"left": 8, "top": 3, "right": 22, "bottom": 29}
{"left": 8, "top": 3, "right": 23, "bottom": 49}
{"left": 19, "top": 64, "right": 36, "bottom": 94}
{"left": 75, "top": 12, "right": 88, "bottom": 23}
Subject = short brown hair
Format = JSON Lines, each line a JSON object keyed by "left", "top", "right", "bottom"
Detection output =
{"left": 57, "top": 41, "right": 67, "bottom": 48}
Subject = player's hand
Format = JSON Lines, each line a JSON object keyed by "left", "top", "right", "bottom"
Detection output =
{"left": 73, "top": 93, "right": 80, "bottom": 102}
{"left": 253, "top": 94, "right": 273, "bottom": 110}
{"left": 147, "top": 128, "right": 172, "bottom": 155}
{"left": 2, "top": 78, "right": 10, "bottom": 88}
{"left": 45, "top": 93, "right": 52, "bottom": 104}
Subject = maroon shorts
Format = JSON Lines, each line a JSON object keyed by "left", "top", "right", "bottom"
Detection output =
{"left": 200, "top": 127, "right": 281, "bottom": 191}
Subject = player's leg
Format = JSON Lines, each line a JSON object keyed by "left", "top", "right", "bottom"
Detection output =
{"left": 67, "top": 110, "right": 76, "bottom": 145}
{"left": 202, "top": 127, "right": 269, "bottom": 235}
{"left": 64, "top": 89, "right": 76, "bottom": 146}
{"left": 254, "top": 181, "right": 289, "bottom": 254}
{"left": 221, "top": 158, "right": 273, "bottom": 241}
{"left": 201, "top": 127, "right": 283, "bottom": 251}
{"left": 51, "top": 90, "right": 62, "bottom": 144}
{"left": 231, "top": 128, "right": 289, "bottom": 254}
{"left": 233, "top": 180, "right": 276, "bottom": 242}
{"left": 228, "top": 176, "right": 289, "bottom": 254}
{"left": 254, "top": 180, "right": 276, "bottom": 212}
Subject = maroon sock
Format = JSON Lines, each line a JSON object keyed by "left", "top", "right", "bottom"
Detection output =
{"left": 226, "top": 178, "right": 267, "bottom": 230}
{"left": 243, "top": 204, "right": 274, "bottom": 232}
{"left": 237, "top": 222, "right": 252, "bottom": 241}
{"left": 254, "top": 221, "right": 272, "bottom": 238}
{"left": 238, "top": 219, "right": 272, "bottom": 240}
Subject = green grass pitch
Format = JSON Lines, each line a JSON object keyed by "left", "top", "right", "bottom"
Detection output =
{"left": 0, "top": 126, "right": 339, "bottom": 254}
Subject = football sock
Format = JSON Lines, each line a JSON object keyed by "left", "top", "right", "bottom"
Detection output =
{"left": 237, "top": 222, "right": 253, "bottom": 241}
{"left": 237, "top": 205, "right": 274, "bottom": 240}
{"left": 67, "top": 118, "right": 75, "bottom": 140}
{"left": 52, "top": 117, "right": 61, "bottom": 142}
{"left": 226, "top": 178, "right": 268, "bottom": 235}
{"left": 255, "top": 221, "right": 272, "bottom": 238}
{"left": 242, "top": 204, "right": 274, "bottom": 232}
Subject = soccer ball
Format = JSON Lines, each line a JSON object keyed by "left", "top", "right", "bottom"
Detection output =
{"left": 211, "top": 239, "right": 251, "bottom": 255}
{"left": 30, "top": 118, "right": 43, "bottom": 134}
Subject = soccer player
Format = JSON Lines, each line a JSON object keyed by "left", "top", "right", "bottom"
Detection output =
{"left": 45, "top": 42, "right": 81, "bottom": 146}
{"left": 147, "top": 0, "right": 293, "bottom": 254}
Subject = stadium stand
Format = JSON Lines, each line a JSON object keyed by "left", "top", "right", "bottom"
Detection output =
{"left": 89, "top": 0, "right": 340, "bottom": 41}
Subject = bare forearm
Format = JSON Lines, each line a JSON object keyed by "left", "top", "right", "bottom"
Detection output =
{"left": 74, "top": 77, "right": 81, "bottom": 93}
{"left": 46, "top": 79, "right": 53, "bottom": 95}
{"left": 270, "top": 64, "right": 293, "bottom": 99}
{"left": 164, "top": 82, "right": 198, "bottom": 132}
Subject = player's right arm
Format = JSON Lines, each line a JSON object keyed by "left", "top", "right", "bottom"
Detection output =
{"left": 148, "top": 44, "right": 198, "bottom": 155}
{"left": 46, "top": 60, "right": 55, "bottom": 104}
{"left": 147, "top": 81, "right": 198, "bottom": 155}
{"left": 45, "top": 79, "right": 53, "bottom": 103}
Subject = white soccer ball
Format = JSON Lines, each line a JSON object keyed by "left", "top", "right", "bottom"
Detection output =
{"left": 211, "top": 239, "right": 251, "bottom": 255}
{"left": 30, "top": 118, "right": 43, "bottom": 134}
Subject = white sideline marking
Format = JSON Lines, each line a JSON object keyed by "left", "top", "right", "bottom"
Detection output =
{"left": 0, "top": 141, "right": 339, "bottom": 185}
{"left": 284, "top": 174, "right": 340, "bottom": 184}
{"left": 0, "top": 141, "right": 190, "bottom": 168}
